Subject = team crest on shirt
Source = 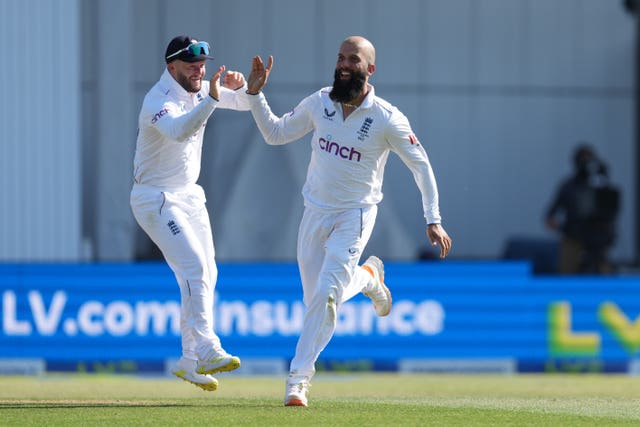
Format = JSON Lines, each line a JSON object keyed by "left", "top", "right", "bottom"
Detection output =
{"left": 357, "top": 117, "right": 373, "bottom": 141}
{"left": 167, "top": 220, "right": 181, "bottom": 235}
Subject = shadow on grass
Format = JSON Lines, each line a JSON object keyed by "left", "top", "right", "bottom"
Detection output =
{"left": 0, "top": 400, "right": 281, "bottom": 410}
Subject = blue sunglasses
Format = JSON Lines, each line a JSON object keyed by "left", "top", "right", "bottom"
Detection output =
{"left": 166, "top": 41, "right": 210, "bottom": 60}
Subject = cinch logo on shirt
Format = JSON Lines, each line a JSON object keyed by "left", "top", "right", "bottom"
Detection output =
{"left": 151, "top": 108, "right": 168, "bottom": 124}
{"left": 317, "top": 137, "right": 362, "bottom": 162}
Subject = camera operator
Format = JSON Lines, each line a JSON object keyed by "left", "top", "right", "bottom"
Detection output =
{"left": 545, "top": 144, "right": 620, "bottom": 274}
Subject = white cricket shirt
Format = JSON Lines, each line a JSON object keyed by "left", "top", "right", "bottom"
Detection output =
{"left": 133, "top": 69, "right": 250, "bottom": 190}
{"left": 247, "top": 86, "right": 442, "bottom": 224}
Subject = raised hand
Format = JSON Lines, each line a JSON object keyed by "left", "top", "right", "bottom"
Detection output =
{"left": 209, "top": 65, "right": 225, "bottom": 100}
{"left": 247, "top": 55, "right": 273, "bottom": 95}
{"left": 222, "top": 70, "right": 246, "bottom": 91}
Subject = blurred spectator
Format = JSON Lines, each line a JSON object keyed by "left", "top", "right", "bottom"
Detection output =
{"left": 545, "top": 144, "right": 620, "bottom": 274}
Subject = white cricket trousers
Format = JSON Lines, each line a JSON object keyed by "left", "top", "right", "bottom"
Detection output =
{"left": 130, "top": 183, "right": 222, "bottom": 361}
{"left": 289, "top": 205, "right": 378, "bottom": 379}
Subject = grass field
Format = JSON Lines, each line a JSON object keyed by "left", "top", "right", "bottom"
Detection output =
{"left": 1, "top": 372, "right": 639, "bottom": 426}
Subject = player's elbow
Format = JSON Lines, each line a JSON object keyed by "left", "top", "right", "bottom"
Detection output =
{"left": 262, "top": 129, "right": 289, "bottom": 146}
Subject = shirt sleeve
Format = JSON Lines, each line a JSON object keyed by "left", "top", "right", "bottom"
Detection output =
{"left": 217, "top": 84, "right": 252, "bottom": 111}
{"left": 152, "top": 95, "right": 217, "bottom": 142}
{"left": 245, "top": 92, "right": 314, "bottom": 145}
{"left": 385, "top": 110, "right": 442, "bottom": 224}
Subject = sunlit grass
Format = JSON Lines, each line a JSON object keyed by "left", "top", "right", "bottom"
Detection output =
{"left": 1, "top": 373, "right": 639, "bottom": 426}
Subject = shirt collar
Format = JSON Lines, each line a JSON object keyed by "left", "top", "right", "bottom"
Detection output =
{"left": 360, "top": 84, "right": 375, "bottom": 109}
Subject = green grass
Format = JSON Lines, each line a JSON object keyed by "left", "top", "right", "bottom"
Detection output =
{"left": 1, "top": 373, "right": 639, "bottom": 426}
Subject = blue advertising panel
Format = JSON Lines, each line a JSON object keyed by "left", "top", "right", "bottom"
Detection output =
{"left": 1, "top": 262, "right": 639, "bottom": 373}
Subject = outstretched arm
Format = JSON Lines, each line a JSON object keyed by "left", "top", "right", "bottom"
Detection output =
{"left": 244, "top": 54, "right": 314, "bottom": 145}
{"left": 247, "top": 55, "right": 273, "bottom": 95}
{"left": 384, "top": 111, "right": 452, "bottom": 258}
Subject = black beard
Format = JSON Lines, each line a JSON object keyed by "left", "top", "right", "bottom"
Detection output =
{"left": 329, "top": 69, "right": 366, "bottom": 103}
{"left": 176, "top": 73, "right": 201, "bottom": 93}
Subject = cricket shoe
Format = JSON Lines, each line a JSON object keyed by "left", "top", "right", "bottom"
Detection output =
{"left": 196, "top": 348, "right": 241, "bottom": 375}
{"left": 362, "top": 255, "right": 392, "bottom": 316}
{"left": 284, "top": 377, "right": 310, "bottom": 407}
{"left": 171, "top": 357, "right": 218, "bottom": 392}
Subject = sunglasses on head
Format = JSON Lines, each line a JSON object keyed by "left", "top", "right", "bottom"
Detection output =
{"left": 166, "top": 41, "right": 210, "bottom": 60}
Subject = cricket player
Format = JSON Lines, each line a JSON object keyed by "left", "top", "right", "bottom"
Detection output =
{"left": 245, "top": 36, "right": 452, "bottom": 406}
{"left": 130, "top": 35, "right": 250, "bottom": 391}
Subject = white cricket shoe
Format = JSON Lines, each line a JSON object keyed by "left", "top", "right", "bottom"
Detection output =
{"left": 362, "top": 255, "right": 392, "bottom": 316}
{"left": 196, "top": 348, "right": 241, "bottom": 375}
{"left": 171, "top": 357, "right": 219, "bottom": 392}
{"left": 284, "top": 377, "right": 310, "bottom": 407}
